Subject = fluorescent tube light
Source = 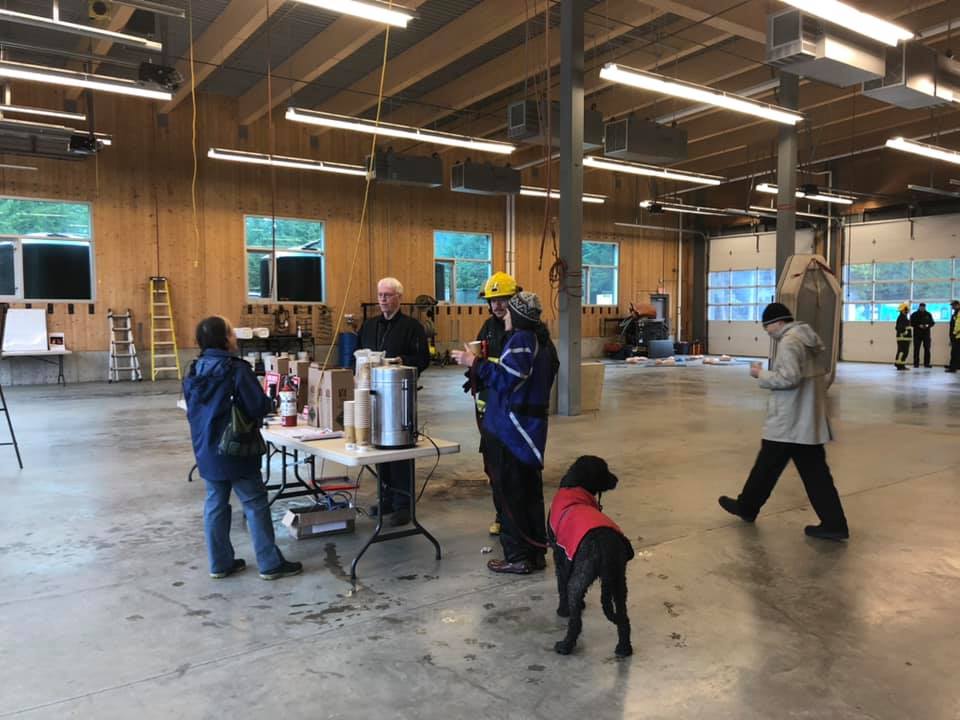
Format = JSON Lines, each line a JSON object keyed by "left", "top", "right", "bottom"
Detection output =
{"left": 0, "top": 7, "right": 162, "bottom": 52}
{"left": 113, "top": 0, "right": 187, "bottom": 18}
{"left": 600, "top": 63, "right": 804, "bottom": 125}
{"left": 907, "top": 184, "right": 960, "bottom": 198}
{"left": 749, "top": 205, "right": 830, "bottom": 220}
{"left": 0, "top": 60, "right": 172, "bottom": 101}
{"left": 207, "top": 148, "right": 369, "bottom": 177}
{"left": 640, "top": 200, "right": 730, "bottom": 217}
{"left": 779, "top": 1, "right": 914, "bottom": 47}
{"left": 886, "top": 136, "right": 960, "bottom": 165}
{"left": 0, "top": 162, "right": 38, "bottom": 171}
{"left": 584, "top": 155, "right": 723, "bottom": 186}
{"left": 294, "top": 0, "right": 415, "bottom": 27}
{"left": 519, "top": 186, "right": 606, "bottom": 204}
{"left": 755, "top": 182, "right": 854, "bottom": 205}
{"left": 0, "top": 104, "right": 87, "bottom": 122}
{"left": 286, "top": 108, "right": 515, "bottom": 155}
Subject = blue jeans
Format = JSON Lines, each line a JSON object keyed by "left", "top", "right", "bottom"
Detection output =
{"left": 203, "top": 473, "right": 284, "bottom": 574}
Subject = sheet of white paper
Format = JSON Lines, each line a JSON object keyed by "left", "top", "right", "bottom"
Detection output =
{"left": 2, "top": 309, "right": 48, "bottom": 352}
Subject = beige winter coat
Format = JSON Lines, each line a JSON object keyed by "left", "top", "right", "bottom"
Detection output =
{"left": 757, "top": 321, "right": 832, "bottom": 445}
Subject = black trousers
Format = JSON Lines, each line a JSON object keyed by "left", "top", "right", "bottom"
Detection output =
{"left": 376, "top": 460, "right": 414, "bottom": 512}
{"left": 950, "top": 339, "right": 960, "bottom": 371}
{"left": 483, "top": 433, "right": 546, "bottom": 562}
{"left": 895, "top": 339, "right": 910, "bottom": 368}
{"left": 913, "top": 332, "right": 931, "bottom": 367}
{"left": 738, "top": 440, "right": 848, "bottom": 530}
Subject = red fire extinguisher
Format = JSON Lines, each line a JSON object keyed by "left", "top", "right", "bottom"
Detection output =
{"left": 279, "top": 373, "right": 298, "bottom": 427}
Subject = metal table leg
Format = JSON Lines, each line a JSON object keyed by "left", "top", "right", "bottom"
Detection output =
{"left": 57, "top": 355, "right": 65, "bottom": 386}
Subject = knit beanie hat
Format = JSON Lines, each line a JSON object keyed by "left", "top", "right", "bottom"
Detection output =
{"left": 761, "top": 302, "right": 793, "bottom": 326}
{"left": 508, "top": 291, "right": 542, "bottom": 328}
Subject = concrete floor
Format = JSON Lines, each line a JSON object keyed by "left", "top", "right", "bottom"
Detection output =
{"left": 1, "top": 362, "right": 959, "bottom": 719}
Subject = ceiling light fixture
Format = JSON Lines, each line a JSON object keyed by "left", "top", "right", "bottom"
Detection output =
{"left": 886, "top": 136, "right": 960, "bottom": 164}
{"left": 286, "top": 108, "right": 515, "bottom": 155}
{"left": 749, "top": 205, "right": 830, "bottom": 220}
{"left": 584, "top": 155, "right": 723, "bottom": 186}
{"left": 906, "top": 184, "right": 960, "bottom": 198}
{"left": 207, "top": 148, "right": 369, "bottom": 177}
{"left": 113, "top": 0, "right": 187, "bottom": 18}
{"left": 599, "top": 63, "right": 804, "bottom": 125}
{"left": 0, "top": 104, "right": 87, "bottom": 122}
{"left": 519, "top": 186, "right": 606, "bottom": 204}
{"left": 0, "top": 162, "right": 39, "bottom": 171}
{"left": 0, "top": 7, "right": 162, "bottom": 52}
{"left": 640, "top": 200, "right": 730, "bottom": 217}
{"left": 755, "top": 182, "right": 854, "bottom": 205}
{"left": 293, "top": 0, "right": 415, "bottom": 27}
{"left": 778, "top": 1, "right": 914, "bottom": 47}
{"left": 0, "top": 61, "right": 172, "bottom": 101}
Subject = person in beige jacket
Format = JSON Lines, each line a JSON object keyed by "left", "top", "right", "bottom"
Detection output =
{"left": 719, "top": 302, "right": 849, "bottom": 541}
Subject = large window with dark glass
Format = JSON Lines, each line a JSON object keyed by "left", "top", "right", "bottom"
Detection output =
{"left": 0, "top": 197, "right": 94, "bottom": 302}
{"left": 245, "top": 215, "right": 325, "bottom": 303}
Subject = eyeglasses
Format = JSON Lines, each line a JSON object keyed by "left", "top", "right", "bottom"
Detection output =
{"left": 378, "top": 292, "right": 398, "bottom": 299}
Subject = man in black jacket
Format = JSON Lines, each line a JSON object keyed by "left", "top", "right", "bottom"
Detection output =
{"left": 909, "top": 302, "right": 935, "bottom": 368}
{"left": 358, "top": 277, "right": 429, "bottom": 526}
{"left": 948, "top": 300, "right": 960, "bottom": 373}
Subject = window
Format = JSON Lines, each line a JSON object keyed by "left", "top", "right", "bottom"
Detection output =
{"left": 0, "top": 197, "right": 94, "bottom": 302}
{"left": 842, "top": 259, "right": 959, "bottom": 322}
{"left": 582, "top": 241, "right": 619, "bottom": 305}
{"left": 245, "top": 216, "right": 325, "bottom": 303}
{"left": 433, "top": 231, "right": 492, "bottom": 304}
{"left": 707, "top": 267, "right": 775, "bottom": 322}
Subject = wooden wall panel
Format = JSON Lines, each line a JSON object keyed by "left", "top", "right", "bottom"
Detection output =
{"left": 0, "top": 85, "right": 688, "bottom": 354}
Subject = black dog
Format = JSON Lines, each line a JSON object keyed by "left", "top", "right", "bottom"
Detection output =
{"left": 548, "top": 456, "right": 634, "bottom": 657}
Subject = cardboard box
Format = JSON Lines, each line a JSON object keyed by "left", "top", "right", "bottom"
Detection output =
{"left": 282, "top": 506, "right": 356, "bottom": 540}
{"left": 291, "top": 359, "right": 312, "bottom": 381}
{"left": 265, "top": 355, "right": 290, "bottom": 374}
{"left": 319, "top": 369, "right": 354, "bottom": 430}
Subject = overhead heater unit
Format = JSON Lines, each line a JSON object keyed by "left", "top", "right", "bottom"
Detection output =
{"left": 450, "top": 160, "right": 521, "bottom": 196}
{"left": 767, "top": 8, "right": 885, "bottom": 87}
{"left": 604, "top": 116, "right": 687, "bottom": 165}
{"left": 863, "top": 42, "right": 960, "bottom": 109}
{"left": 367, "top": 148, "right": 443, "bottom": 187}
{"left": 507, "top": 100, "right": 604, "bottom": 150}
{"left": 0, "top": 117, "right": 109, "bottom": 160}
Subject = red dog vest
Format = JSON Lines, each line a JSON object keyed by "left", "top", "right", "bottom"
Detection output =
{"left": 550, "top": 487, "right": 624, "bottom": 561}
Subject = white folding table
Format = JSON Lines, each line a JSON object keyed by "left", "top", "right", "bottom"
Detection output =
{"left": 1, "top": 349, "right": 72, "bottom": 385}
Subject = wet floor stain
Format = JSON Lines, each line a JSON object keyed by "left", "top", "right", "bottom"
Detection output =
{"left": 185, "top": 609, "right": 211, "bottom": 617}
{"left": 664, "top": 601, "right": 679, "bottom": 617}
{"left": 670, "top": 632, "right": 687, "bottom": 648}
{"left": 483, "top": 603, "right": 496, "bottom": 610}
{"left": 200, "top": 593, "right": 224, "bottom": 601}
{"left": 300, "top": 605, "right": 351, "bottom": 623}
{"left": 420, "top": 654, "right": 435, "bottom": 666}
{"left": 484, "top": 606, "right": 532, "bottom": 624}
{"left": 464, "top": 654, "right": 477, "bottom": 661}
{"left": 172, "top": 581, "right": 184, "bottom": 587}
{"left": 396, "top": 574, "right": 418, "bottom": 581}
{"left": 323, "top": 543, "right": 351, "bottom": 585}
{"left": 527, "top": 664, "right": 545, "bottom": 672}
{"left": 250, "top": 604, "right": 271, "bottom": 610}
{"left": 125, "top": 614, "right": 143, "bottom": 621}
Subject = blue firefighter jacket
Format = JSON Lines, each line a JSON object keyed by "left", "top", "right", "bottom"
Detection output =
{"left": 182, "top": 349, "right": 274, "bottom": 482}
{"left": 475, "top": 328, "right": 558, "bottom": 468}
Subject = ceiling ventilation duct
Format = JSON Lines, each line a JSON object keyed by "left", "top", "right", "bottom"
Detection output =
{"left": 767, "top": 8, "right": 885, "bottom": 87}
{"left": 863, "top": 42, "right": 960, "bottom": 109}
{"left": 603, "top": 116, "right": 687, "bottom": 164}
{"left": 0, "top": 117, "right": 109, "bottom": 160}
{"left": 507, "top": 100, "right": 604, "bottom": 150}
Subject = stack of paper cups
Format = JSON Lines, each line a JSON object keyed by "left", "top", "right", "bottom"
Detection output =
{"left": 353, "top": 389, "right": 371, "bottom": 446}
{"left": 342, "top": 400, "right": 356, "bottom": 444}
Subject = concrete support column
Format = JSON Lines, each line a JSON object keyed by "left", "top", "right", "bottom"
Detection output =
{"left": 775, "top": 73, "right": 800, "bottom": 284}
{"left": 558, "top": 0, "right": 584, "bottom": 416}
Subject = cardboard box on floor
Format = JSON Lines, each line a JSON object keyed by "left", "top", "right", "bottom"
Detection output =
{"left": 307, "top": 365, "right": 354, "bottom": 429}
{"left": 548, "top": 361, "right": 605, "bottom": 414}
{"left": 282, "top": 506, "right": 356, "bottom": 539}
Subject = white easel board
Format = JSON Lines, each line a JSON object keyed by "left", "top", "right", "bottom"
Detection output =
{"left": 2, "top": 309, "right": 49, "bottom": 352}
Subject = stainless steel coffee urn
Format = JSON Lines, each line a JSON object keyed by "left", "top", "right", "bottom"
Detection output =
{"left": 370, "top": 365, "right": 418, "bottom": 449}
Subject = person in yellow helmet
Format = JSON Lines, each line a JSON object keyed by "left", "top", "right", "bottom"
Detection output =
{"left": 895, "top": 302, "right": 912, "bottom": 371}
{"left": 466, "top": 272, "right": 520, "bottom": 535}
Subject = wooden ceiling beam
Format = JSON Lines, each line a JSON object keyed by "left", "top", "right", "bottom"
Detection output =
{"left": 633, "top": 0, "right": 765, "bottom": 44}
{"left": 160, "top": 0, "right": 284, "bottom": 114}
{"left": 236, "top": 0, "right": 430, "bottom": 126}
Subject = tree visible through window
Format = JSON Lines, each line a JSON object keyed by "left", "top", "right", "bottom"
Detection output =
{"left": 707, "top": 268, "right": 775, "bottom": 322}
{"left": 245, "top": 216, "right": 325, "bottom": 303}
{"left": 583, "top": 241, "right": 619, "bottom": 305}
{"left": 843, "top": 259, "right": 960, "bottom": 322}
{"left": 0, "top": 197, "right": 94, "bottom": 302}
{"left": 434, "top": 231, "right": 492, "bottom": 304}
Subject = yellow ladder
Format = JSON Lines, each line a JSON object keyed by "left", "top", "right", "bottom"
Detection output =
{"left": 149, "top": 276, "right": 182, "bottom": 381}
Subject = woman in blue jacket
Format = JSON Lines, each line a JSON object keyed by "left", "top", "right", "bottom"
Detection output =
{"left": 183, "top": 317, "right": 301, "bottom": 581}
{"left": 453, "top": 292, "right": 559, "bottom": 574}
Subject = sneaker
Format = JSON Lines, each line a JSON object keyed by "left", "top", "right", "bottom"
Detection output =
{"left": 488, "top": 520, "right": 501, "bottom": 536}
{"left": 210, "top": 558, "right": 246, "bottom": 579}
{"left": 804, "top": 524, "right": 849, "bottom": 541}
{"left": 487, "top": 559, "right": 533, "bottom": 575}
{"left": 389, "top": 508, "right": 411, "bottom": 527}
{"left": 259, "top": 560, "right": 303, "bottom": 580}
{"left": 718, "top": 496, "right": 757, "bottom": 522}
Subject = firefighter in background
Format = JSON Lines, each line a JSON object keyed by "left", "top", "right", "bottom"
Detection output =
{"left": 895, "top": 303, "right": 912, "bottom": 371}
{"left": 947, "top": 300, "right": 960, "bottom": 373}
{"left": 909, "top": 302, "right": 935, "bottom": 368}
{"left": 465, "top": 272, "right": 520, "bottom": 536}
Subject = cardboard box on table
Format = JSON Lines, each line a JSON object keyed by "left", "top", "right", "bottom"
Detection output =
{"left": 264, "top": 355, "right": 290, "bottom": 375}
{"left": 307, "top": 365, "right": 354, "bottom": 429}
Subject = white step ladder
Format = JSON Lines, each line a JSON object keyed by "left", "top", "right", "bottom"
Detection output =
{"left": 107, "top": 309, "right": 142, "bottom": 382}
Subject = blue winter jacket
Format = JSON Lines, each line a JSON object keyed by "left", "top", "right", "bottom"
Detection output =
{"left": 182, "top": 349, "right": 273, "bottom": 482}
{"left": 476, "top": 328, "right": 558, "bottom": 468}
